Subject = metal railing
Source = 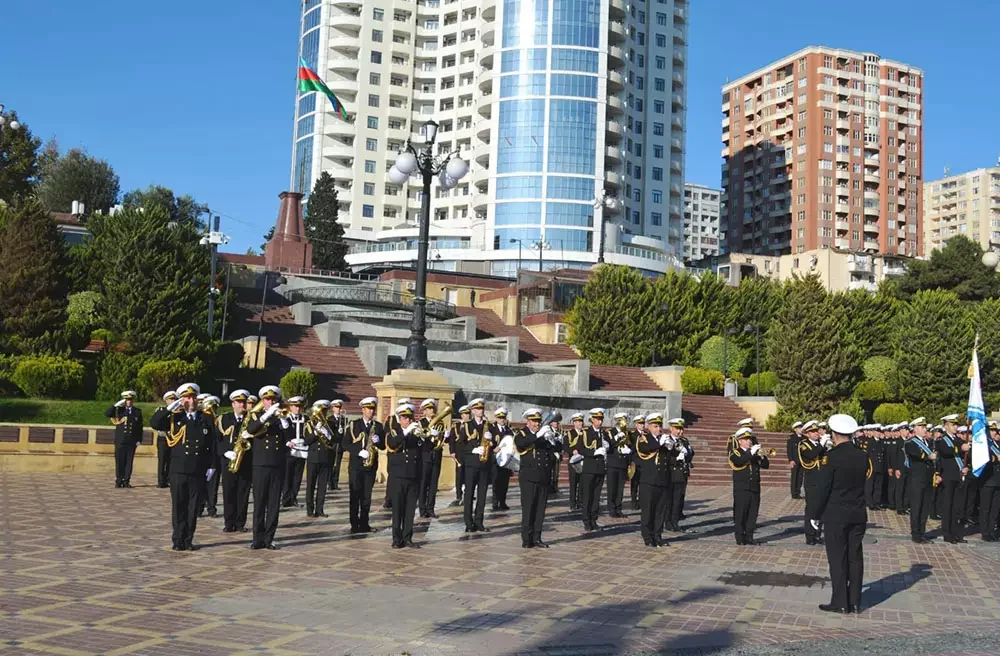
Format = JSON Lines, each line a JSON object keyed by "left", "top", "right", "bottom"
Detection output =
{"left": 286, "top": 285, "right": 458, "bottom": 319}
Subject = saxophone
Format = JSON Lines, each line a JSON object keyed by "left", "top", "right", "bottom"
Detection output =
{"left": 360, "top": 429, "right": 375, "bottom": 468}
{"left": 479, "top": 423, "right": 493, "bottom": 463}
{"left": 228, "top": 413, "right": 253, "bottom": 474}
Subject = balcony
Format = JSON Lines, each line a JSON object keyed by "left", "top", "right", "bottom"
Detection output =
{"left": 326, "top": 76, "right": 359, "bottom": 95}
{"left": 606, "top": 120, "right": 622, "bottom": 139}
{"left": 670, "top": 204, "right": 682, "bottom": 218}
{"left": 471, "top": 167, "right": 488, "bottom": 187}
{"left": 478, "top": 41, "right": 494, "bottom": 67}
{"left": 607, "top": 95, "right": 624, "bottom": 115}
{"left": 863, "top": 240, "right": 880, "bottom": 251}
{"left": 673, "top": 49, "right": 684, "bottom": 64}
{"left": 674, "top": 6, "right": 686, "bottom": 22}
{"left": 477, "top": 91, "right": 494, "bottom": 116}
{"left": 605, "top": 145, "right": 621, "bottom": 163}
{"left": 608, "top": 45, "right": 625, "bottom": 68}
{"left": 481, "top": 0, "right": 496, "bottom": 19}
{"left": 849, "top": 280, "right": 877, "bottom": 292}
{"left": 884, "top": 263, "right": 907, "bottom": 277}
{"left": 473, "top": 143, "right": 490, "bottom": 165}
{"left": 864, "top": 205, "right": 879, "bottom": 217}
{"left": 836, "top": 202, "right": 849, "bottom": 214}
{"left": 674, "top": 26, "right": 686, "bottom": 45}
{"left": 672, "top": 71, "right": 684, "bottom": 87}
{"left": 671, "top": 116, "right": 683, "bottom": 130}
{"left": 673, "top": 93, "right": 684, "bottom": 110}
{"left": 836, "top": 119, "right": 850, "bottom": 131}
{"left": 671, "top": 137, "right": 682, "bottom": 152}
{"left": 478, "top": 67, "right": 493, "bottom": 90}
{"left": 609, "top": 0, "right": 625, "bottom": 18}
{"left": 475, "top": 119, "right": 490, "bottom": 140}
{"left": 898, "top": 163, "right": 906, "bottom": 174}
{"left": 608, "top": 20, "right": 626, "bottom": 44}
{"left": 328, "top": 56, "right": 359, "bottom": 72}
{"left": 608, "top": 70, "right": 624, "bottom": 91}
{"left": 322, "top": 142, "right": 355, "bottom": 160}
{"left": 835, "top": 238, "right": 850, "bottom": 249}
{"left": 864, "top": 189, "right": 880, "bottom": 201}
{"left": 670, "top": 160, "right": 682, "bottom": 173}
{"left": 329, "top": 36, "right": 361, "bottom": 51}
{"left": 604, "top": 170, "right": 622, "bottom": 187}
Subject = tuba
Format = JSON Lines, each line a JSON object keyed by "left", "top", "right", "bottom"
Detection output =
{"left": 428, "top": 403, "right": 453, "bottom": 450}
{"left": 310, "top": 405, "right": 332, "bottom": 450}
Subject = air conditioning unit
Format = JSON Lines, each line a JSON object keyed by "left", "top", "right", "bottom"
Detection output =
{"left": 406, "top": 281, "right": 416, "bottom": 291}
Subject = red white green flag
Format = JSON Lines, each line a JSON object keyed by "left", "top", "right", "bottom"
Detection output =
{"left": 298, "top": 58, "right": 349, "bottom": 121}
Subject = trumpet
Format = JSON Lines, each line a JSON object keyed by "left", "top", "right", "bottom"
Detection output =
{"left": 249, "top": 399, "right": 293, "bottom": 419}
{"left": 755, "top": 445, "right": 777, "bottom": 457}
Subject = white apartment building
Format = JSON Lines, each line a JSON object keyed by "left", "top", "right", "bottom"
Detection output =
{"left": 682, "top": 182, "right": 720, "bottom": 262}
{"left": 923, "top": 164, "right": 1000, "bottom": 254}
{"left": 291, "top": 0, "right": 689, "bottom": 277}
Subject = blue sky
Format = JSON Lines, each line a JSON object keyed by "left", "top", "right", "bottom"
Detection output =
{"left": 2, "top": 0, "right": 997, "bottom": 254}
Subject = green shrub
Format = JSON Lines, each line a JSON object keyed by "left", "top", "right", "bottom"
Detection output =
{"left": 95, "top": 352, "right": 149, "bottom": 401}
{"left": 697, "top": 335, "right": 749, "bottom": 375}
{"left": 280, "top": 369, "right": 318, "bottom": 401}
{"left": 67, "top": 291, "right": 102, "bottom": 328}
{"left": 137, "top": 358, "right": 203, "bottom": 401}
{"left": 986, "top": 392, "right": 1000, "bottom": 413}
{"left": 90, "top": 328, "right": 119, "bottom": 345}
{"left": 853, "top": 380, "right": 891, "bottom": 403}
{"left": 765, "top": 407, "right": 797, "bottom": 432}
{"left": 873, "top": 402, "right": 910, "bottom": 425}
{"left": 11, "top": 355, "right": 86, "bottom": 398}
{"left": 837, "top": 397, "right": 864, "bottom": 422}
{"left": 862, "top": 356, "right": 897, "bottom": 383}
{"left": 680, "top": 367, "right": 725, "bottom": 395}
{"left": 743, "top": 371, "right": 778, "bottom": 396}
{"left": 0, "top": 355, "right": 21, "bottom": 397}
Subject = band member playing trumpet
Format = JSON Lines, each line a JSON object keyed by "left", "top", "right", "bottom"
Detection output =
{"left": 150, "top": 383, "right": 218, "bottom": 551}
{"left": 418, "top": 398, "right": 444, "bottom": 518}
{"left": 387, "top": 403, "right": 422, "bottom": 548}
{"left": 491, "top": 407, "right": 514, "bottom": 511}
{"left": 630, "top": 414, "right": 645, "bottom": 510}
{"left": 344, "top": 397, "right": 384, "bottom": 534}
{"left": 244, "top": 385, "right": 292, "bottom": 549}
{"left": 636, "top": 413, "right": 672, "bottom": 547}
{"left": 606, "top": 412, "right": 632, "bottom": 518}
{"left": 579, "top": 408, "right": 610, "bottom": 531}
{"left": 462, "top": 398, "right": 493, "bottom": 533}
{"left": 281, "top": 396, "right": 309, "bottom": 508}
{"left": 666, "top": 418, "right": 694, "bottom": 532}
{"left": 304, "top": 400, "right": 335, "bottom": 518}
{"left": 155, "top": 391, "right": 177, "bottom": 488}
{"left": 547, "top": 413, "right": 564, "bottom": 496}
{"left": 219, "top": 389, "right": 252, "bottom": 533}
{"left": 730, "top": 427, "right": 770, "bottom": 546}
{"left": 106, "top": 390, "right": 144, "bottom": 489}
{"left": 565, "top": 412, "right": 585, "bottom": 511}
{"left": 515, "top": 408, "right": 560, "bottom": 548}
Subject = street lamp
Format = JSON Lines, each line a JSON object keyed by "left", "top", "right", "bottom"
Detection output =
{"left": 593, "top": 191, "right": 620, "bottom": 264}
{"left": 0, "top": 104, "right": 22, "bottom": 132}
{"left": 252, "top": 272, "right": 287, "bottom": 369}
{"left": 388, "top": 120, "right": 469, "bottom": 370}
{"left": 198, "top": 214, "right": 230, "bottom": 340}
{"left": 509, "top": 238, "right": 523, "bottom": 274}
{"left": 530, "top": 240, "right": 551, "bottom": 272}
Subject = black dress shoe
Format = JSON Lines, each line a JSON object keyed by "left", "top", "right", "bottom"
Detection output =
{"left": 392, "top": 542, "right": 403, "bottom": 549}
{"left": 207, "top": 511, "right": 218, "bottom": 518}
{"left": 930, "top": 514, "right": 941, "bottom": 520}
{"left": 850, "top": 606, "right": 862, "bottom": 614}
{"left": 522, "top": 542, "right": 533, "bottom": 548}
{"left": 791, "top": 495, "right": 802, "bottom": 500}
{"left": 818, "top": 604, "right": 846, "bottom": 614}
{"left": 239, "top": 527, "right": 249, "bottom": 533}
{"left": 591, "top": 523, "right": 602, "bottom": 530}
{"left": 534, "top": 540, "right": 549, "bottom": 549}
{"left": 349, "top": 527, "right": 362, "bottom": 534}
{"left": 475, "top": 525, "right": 490, "bottom": 533}
{"left": 735, "top": 540, "right": 746, "bottom": 546}
{"left": 266, "top": 543, "right": 281, "bottom": 550}
{"left": 983, "top": 535, "right": 997, "bottom": 542}
{"left": 186, "top": 544, "right": 198, "bottom": 552}
{"left": 171, "top": 545, "right": 182, "bottom": 551}
{"left": 406, "top": 540, "right": 420, "bottom": 549}
{"left": 644, "top": 539, "right": 652, "bottom": 547}
{"left": 954, "top": 537, "right": 968, "bottom": 543}
{"left": 124, "top": 483, "right": 134, "bottom": 489}
{"left": 365, "top": 526, "right": 378, "bottom": 533}
{"left": 746, "top": 539, "right": 762, "bottom": 546}
{"left": 429, "top": 512, "right": 439, "bottom": 518}
{"left": 911, "top": 537, "right": 926, "bottom": 544}
{"left": 223, "top": 527, "right": 236, "bottom": 533}
{"left": 500, "top": 504, "right": 510, "bottom": 511}
{"left": 250, "top": 543, "right": 263, "bottom": 550}
{"left": 317, "top": 512, "right": 328, "bottom": 518}
{"left": 306, "top": 512, "right": 315, "bottom": 518}
{"left": 492, "top": 505, "right": 499, "bottom": 511}
{"left": 465, "top": 526, "right": 476, "bottom": 533}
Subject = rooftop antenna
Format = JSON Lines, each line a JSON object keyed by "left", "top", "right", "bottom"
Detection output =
{"left": 944, "top": 162, "right": 950, "bottom": 176}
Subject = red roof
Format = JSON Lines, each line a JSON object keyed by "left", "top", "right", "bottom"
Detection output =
{"left": 219, "top": 252, "right": 266, "bottom": 266}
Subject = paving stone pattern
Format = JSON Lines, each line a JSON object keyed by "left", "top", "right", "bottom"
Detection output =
{"left": 2, "top": 471, "right": 1000, "bottom": 655}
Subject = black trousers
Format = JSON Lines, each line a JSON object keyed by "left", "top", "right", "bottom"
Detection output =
{"left": 492, "top": 467, "right": 512, "bottom": 508}
{"left": 630, "top": 467, "right": 641, "bottom": 505}
{"left": 935, "top": 482, "right": 944, "bottom": 517}
{"left": 549, "top": 457, "right": 561, "bottom": 494}
{"left": 306, "top": 461, "right": 331, "bottom": 515}
{"left": 865, "top": 472, "right": 885, "bottom": 508}
{"left": 201, "top": 459, "right": 220, "bottom": 515}
{"left": 419, "top": 451, "right": 443, "bottom": 515}
{"left": 156, "top": 438, "right": 171, "bottom": 487}
{"left": 463, "top": 465, "right": 489, "bottom": 529}
{"left": 963, "top": 476, "right": 980, "bottom": 523}
{"left": 348, "top": 467, "right": 376, "bottom": 529}
{"left": 454, "top": 460, "right": 464, "bottom": 500}
{"left": 282, "top": 456, "right": 305, "bottom": 506}
{"left": 221, "top": 466, "right": 252, "bottom": 531}
{"left": 252, "top": 466, "right": 284, "bottom": 547}
{"left": 980, "top": 486, "right": 1000, "bottom": 538}
{"left": 519, "top": 478, "right": 549, "bottom": 545}
{"left": 667, "top": 480, "right": 687, "bottom": 527}
{"left": 579, "top": 472, "right": 605, "bottom": 526}
{"left": 638, "top": 483, "right": 667, "bottom": 544}
{"left": 908, "top": 477, "right": 933, "bottom": 538}
{"left": 886, "top": 471, "right": 896, "bottom": 509}
{"left": 940, "top": 479, "right": 963, "bottom": 540}
{"left": 170, "top": 471, "right": 202, "bottom": 548}
{"left": 390, "top": 476, "right": 418, "bottom": 545}
{"left": 896, "top": 471, "right": 910, "bottom": 513}
{"left": 606, "top": 467, "right": 627, "bottom": 515}
{"left": 824, "top": 520, "right": 866, "bottom": 610}
{"left": 568, "top": 467, "right": 581, "bottom": 509}
{"left": 804, "top": 483, "right": 820, "bottom": 541}
{"left": 790, "top": 463, "right": 804, "bottom": 498}
{"left": 733, "top": 488, "right": 760, "bottom": 544}
{"left": 114, "top": 444, "right": 135, "bottom": 485}
{"left": 330, "top": 445, "right": 344, "bottom": 490}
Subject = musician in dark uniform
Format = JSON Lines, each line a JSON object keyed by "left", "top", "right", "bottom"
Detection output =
{"left": 579, "top": 408, "right": 609, "bottom": 531}
{"left": 515, "top": 408, "right": 559, "bottom": 548}
{"left": 980, "top": 422, "right": 1000, "bottom": 541}
{"left": 730, "top": 427, "right": 769, "bottom": 546}
{"left": 329, "top": 399, "right": 347, "bottom": 490}
{"left": 894, "top": 423, "right": 912, "bottom": 516}
{"left": 198, "top": 395, "right": 222, "bottom": 518}
{"left": 629, "top": 414, "right": 645, "bottom": 510}
{"left": 449, "top": 404, "right": 470, "bottom": 506}
{"left": 936, "top": 414, "right": 970, "bottom": 543}
{"left": 635, "top": 413, "right": 672, "bottom": 547}
{"left": 343, "top": 396, "right": 384, "bottom": 534}
{"left": 798, "top": 420, "right": 829, "bottom": 545}
{"left": 304, "top": 400, "right": 335, "bottom": 518}
{"left": 150, "top": 383, "right": 217, "bottom": 551}
{"left": 218, "top": 389, "right": 252, "bottom": 533}
{"left": 787, "top": 421, "right": 804, "bottom": 499}
{"left": 958, "top": 426, "right": 979, "bottom": 529}
{"left": 154, "top": 391, "right": 177, "bottom": 488}
{"left": 547, "top": 413, "right": 563, "bottom": 496}
{"left": 490, "top": 407, "right": 514, "bottom": 511}
{"left": 903, "top": 417, "right": 937, "bottom": 543}
{"left": 808, "top": 414, "right": 868, "bottom": 614}
{"left": 418, "top": 398, "right": 445, "bottom": 518}
{"left": 382, "top": 397, "right": 410, "bottom": 511}
{"left": 281, "top": 396, "right": 309, "bottom": 508}
{"left": 666, "top": 418, "right": 694, "bottom": 532}
{"left": 864, "top": 425, "right": 886, "bottom": 510}
{"left": 385, "top": 403, "right": 422, "bottom": 548}
{"left": 106, "top": 390, "right": 144, "bottom": 489}
{"left": 932, "top": 424, "right": 945, "bottom": 519}
{"left": 565, "top": 412, "right": 585, "bottom": 511}
{"left": 461, "top": 398, "right": 494, "bottom": 533}
{"left": 605, "top": 412, "right": 632, "bottom": 518}
{"left": 244, "top": 385, "right": 292, "bottom": 550}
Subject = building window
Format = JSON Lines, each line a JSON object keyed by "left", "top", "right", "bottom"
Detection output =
{"left": 364, "top": 160, "right": 376, "bottom": 174}
{"left": 373, "top": 7, "right": 384, "bottom": 20}
{"left": 653, "top": 100, "right": 664, "bottom": 114}
{"left": 371, "top": 51, "right": 382, "bottom": 64}
{"left": 369, "top": 72, "right": 381, "bottom": 85}
{"left": 653, "top": 123, "right": 664, "bottom": 136}
{"left": 363, "top": 182, "right": 375, "bottom": 195}
{"left": 372, "top": 30, "right": 383, "bottom": 43}
{"left": 362, "top": 204, "right": 375, "bottom": 218}
{"left": 651, "top": 212, "right": 662, "bottom": 226}
{"left": 367, "top": 116, "right": 379, "bottom": 129}
{"left": 366, "top": 138, "right": 378, "bottom": 151}
{"left": 652, "top": 167, "right": 663, "bottom": 181}
{"left": 653, "top": 145, "right": 663, "bottom": 158}
{"left": 652, "top": 190, "right": 662, "bottom": 203}
{"left": 368, "top": 94, "right": 380, "bottom": 107}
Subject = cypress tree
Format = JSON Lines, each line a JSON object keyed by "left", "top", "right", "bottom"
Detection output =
{"left": 567, "top": 264, "right": 656, "bottom": 366}
{"left": 304, "top": 172, "right": 348, "bottom": 270}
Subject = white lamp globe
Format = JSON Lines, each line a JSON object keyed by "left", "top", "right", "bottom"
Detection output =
{"left": 983, "top": 252, "right": 999, "bottom": 269}
{"left": 8, "top": 120, "right": 19, "bottom": 130}
{"left": 604, "top": 196, "right": 619, "bottom": 211}
{"left": 445, "top": 157, "right": 469, "bottom": 180}
{"left": 395, "top": 151, "right": 418, "bottom": 175}
{"left": 438, "top": 171, "right": 457, "bottom": 190}
{"left": 388, "top": 166, "right": 408, "bottom": 184}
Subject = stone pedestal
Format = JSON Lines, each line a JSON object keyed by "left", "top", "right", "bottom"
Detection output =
{"left": 372, "top": 369, "right": 459, "bottom": 490}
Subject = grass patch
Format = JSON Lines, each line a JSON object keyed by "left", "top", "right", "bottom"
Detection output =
{"left": 0, "top": 399, "right": 162, "bottom": 426}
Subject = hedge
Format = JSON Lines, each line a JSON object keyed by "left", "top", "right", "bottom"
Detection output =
{"left": 11, "top": 355, "right": 86, "bottom": 398}
{"left": 698, "top": 335, "right": 749, "bottom": 375}
{"left": 742, "top": 371, "right": 778, "bottom": 396}
{"left": 95, "top": 352, "right": 149, "bottom": 401}
{"left": 873, "top": 403, "right": 910, "bottom": 425}
{"left": 853, "top": 380, "right": 892, "bottom": 403}
{"left": 280, "top": 369, "right": 318, "bottom": 402}
{"left": 680, "top": 367, "right": 725, "bottom": 395}
{"left": 0, "top": 355, "right": 21, "bottom": 397}
{"left": 137, "top": 358, "right": 203, "bottom": 401}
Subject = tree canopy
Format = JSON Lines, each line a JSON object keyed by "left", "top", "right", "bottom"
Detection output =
{"left": 37, "top": 147, "right": 120, "bottom": 214}
{"left": 123, "top": 185, "right": 204, "bottom": 227}
{"left": 895, "top": 235, "right": 1000, "bottom": 301}
{"left": 305, "top": 172, "right": 348, "bottom": 270}
{"left": 0, "top": 110, "right": 41, "bottom": 202}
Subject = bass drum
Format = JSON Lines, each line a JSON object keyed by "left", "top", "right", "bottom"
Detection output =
{"left": 495, "top": 435, "right": 521, "bottom": 472}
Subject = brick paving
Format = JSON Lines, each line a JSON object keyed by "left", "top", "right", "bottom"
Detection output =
{"left": 2, "top": 471, "right": 1000, "bottom": 655}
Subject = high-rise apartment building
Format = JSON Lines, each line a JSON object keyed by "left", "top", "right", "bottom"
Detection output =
{"left": 682, "top": 182, "right": 719, "bottom": 261}
{"left": 291, "top": 0, "right": 688, "bottom": 277}
{"left": 923, "top": 165, "right": 1000, "bottom": 254}
{"left": 720, "top": 47, "right": 923, "bottom": 257}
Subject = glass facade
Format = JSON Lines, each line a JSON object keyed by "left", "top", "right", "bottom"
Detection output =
{"left": 293, "top": 2, "right": 321, "bottom": 193}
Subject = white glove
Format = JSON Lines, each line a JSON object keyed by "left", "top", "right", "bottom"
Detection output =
{"left": 594, "top": 447, "right": 608, "bottom": 457}
{"left": 676, "top": 452, "right": 686, "bottom": 461}
{"left": 750, "top": 444, "right": 761, "bottom": 456}
{"left": 679, "top": 446, "right": 690, "bottom": 457}
{"left": 551, "top": 432, "right": 563, "bottom": 443}
{"left": 537, "top": 426, "right": 552, "bottom": 439}
{"left": 261, "top": 405, "right": 279, "bottom": 421}
{"left": 318, "top": 426, "right": 331, "bottom": 438}
{"left": 205, "top": 468, "right": 215, "bottom": 481}
{"left": 820, "top": 435, "right": 833, "bottom": 448}
{"left": 484, "top": 431, "right": 493, "bottom": 443}
{"left": 358, "top": 449, "right": 370, "bottom": 460}
{"left": 472, "top": 446, "right": 484, "bottom": 455}
{"left": 224, "top": 450, "right": 237, "bottom": 461}
{"left": 431, "top": 428, "right": 441, "bottom": 437}
{"left": 371, "top": 435, "right": 381, "bottom": 444}
{"left": 620, "top": 446, "right": 631, "bottom": 455}
{"left": 659, "top": 435, "right": 670, "bottom": 447}
{"left": 115, "top": 399, "right": 126, "bottom": 408}
{"left": 279, "top": 418, "right": 290, "bottom": 430}
{"left": 601, "top": 439, "right": 610, "bottom": 450}
{"left": 810, "top": 519, "right": 820, "bottom": 530}
{"left": 167, "top": 400, "right": 182, "bottom": 412}
{"left": 292, "top": 438, "right": 306, "bottom": 447}
{"left": 286, "top": 441, "right": 295, "bottom": 448}
{"left": 240, "top": 430, "right": 252, "bottom": 440}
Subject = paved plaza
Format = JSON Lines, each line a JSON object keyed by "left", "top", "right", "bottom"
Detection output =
{"left": 2, "top": 471, "right": 1000, "bottom": 655}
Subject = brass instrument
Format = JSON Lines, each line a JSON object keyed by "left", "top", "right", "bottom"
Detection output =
{"left": 309, "top": 405, "right": 333, "bottom": 450}
{"left": 228, "top": 413, "right": 253, "bottom": 474}
{"left": 426, "top": 403, "right": 453, "bottom": 449}
{"left": 757, "top": 445, "right": 777, "bottom": 457}
{"left": 480, "top": 427, "right": 493, "bottom": 463}
{"left": 361, "top": 430, "right": 375, "bottom": 468}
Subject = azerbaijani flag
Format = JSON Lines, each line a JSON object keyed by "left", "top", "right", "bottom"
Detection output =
{"left": 298, "top": 58, "right": 350, "bottom": 121}
{"left": 968, "top": 336, "right": 990, "bottom": 477}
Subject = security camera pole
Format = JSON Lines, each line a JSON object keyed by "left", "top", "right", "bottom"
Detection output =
{"left": 203, "top": 214, "right": 230, "bottom": 339}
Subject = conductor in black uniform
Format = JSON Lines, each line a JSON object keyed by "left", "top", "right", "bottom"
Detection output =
{"left": 150, "top": 383, "right": 217, "bottom": 551}
{"left": 386, "top": 403, "right": 422, "bottom": 548}
{"left": 807, "top": 414, "right": 868, "bottom": 614}
{"left": 635, "top": 413, "right": 672, "bottom": 547}
{"left": 514, "top": 408, "right": 559, "bottom": 548}
{"left": 729, "top": 427, "right": 769, "bottom": 545}
{"left": 106, "top": 390, "right": 144, "bottom": 488}
{"left": 343, "top": 396, "right": 384, "bottom": 533}
{"left": 244, "top": 385, "right": 292, "bottom": 550}
{"left": 786, "top": 421, "right": 804, "bottom": 499}
{"left": 903, "top": 417, "right": 937, "bottom": 543}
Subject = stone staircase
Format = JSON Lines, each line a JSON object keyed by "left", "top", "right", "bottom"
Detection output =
{"left": 456, "top": 307, "right": 578, "bottom": 363}
{"left": 589, "top": 365, "right": 660, "bottom": 393}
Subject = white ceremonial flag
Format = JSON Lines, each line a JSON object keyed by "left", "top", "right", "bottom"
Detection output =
{"left": 968, "top": 340, "right": 989, "bottom": 477}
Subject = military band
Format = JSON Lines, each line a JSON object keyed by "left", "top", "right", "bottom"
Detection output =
{"left": 386, "top": 403, "right": 422, "bottom": 548}
{"left": 154, "top": 391, "right": 176, "bottom": 488}
{"left": 730, "top": 426, "right": 769, "bottom": 546}
{"left": 514, "top": 408, "right": 558, "bottom": 547}
{"left": 244, "top": 385, "right": 291, "bottom": 550}
{"left": 565, "top": 412, "right": 584, "bottom": 511}
{"left": 635, "top": 413, "right": 673, "bottom": 547}
{"left": 605, "top": 412, "right": 632, "bottom": 518}
{"left": 280, "top": 397, "right": 308, "bottom": 508}
{"left": 418, "top": 398, "right": 445, "bottom": 518}
{"left": 460, "top": 398, "right": 493, "bottom": 533}
{"left": 786, "top": 421, "right": 804, "bottom": 499}
{"left": 579, "top": 408, "right": 610, "bottom": 531}
{"left": 199, "top": 395, "right": 222, "bottom": 517}
{"left": 666, "top": 418, "right": 693, "bottom": 532}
